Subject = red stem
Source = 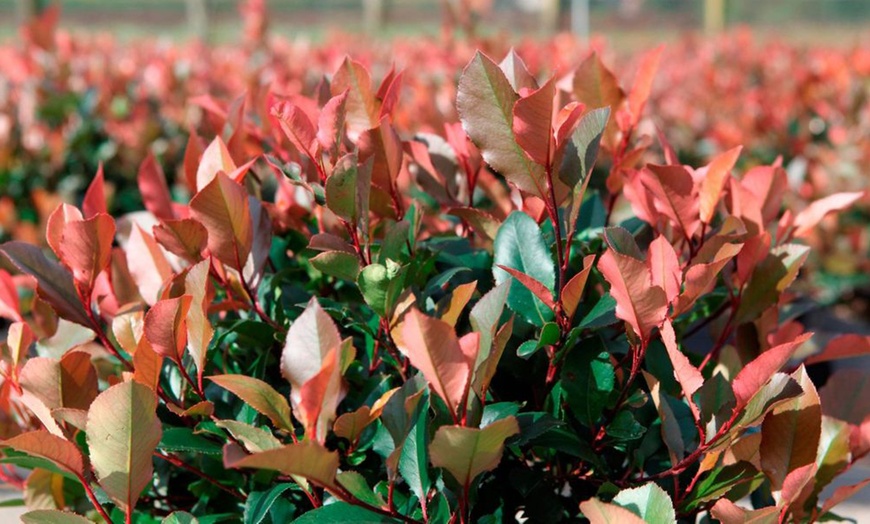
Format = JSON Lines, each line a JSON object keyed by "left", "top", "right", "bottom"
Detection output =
{"left": 78, "top": 474, "right": 113, "bottom": 523}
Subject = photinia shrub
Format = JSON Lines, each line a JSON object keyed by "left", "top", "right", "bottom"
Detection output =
{"left": 0, "top": 44, "right": 868, "bottom": 524}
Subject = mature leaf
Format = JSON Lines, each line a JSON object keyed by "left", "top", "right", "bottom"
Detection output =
{"left": 580, "top": 498, "right": 645, "bottom": 524}
{"left": 760, "top": 366, "right": 821, "bottom": 491}
{"left": 612, "top": 483, "right": 676, "bottom": 524}
{"left": 311, "top": 251, "right": 361, "bottom": 281}
{"left": 358, "top": 263, "right": 390, "bottom": 317}
{"left": 398, "top": 309, "right": 475, "bottom": 417}
{"left": 458, "top": 52, "right": 546, "bottom": 197}
{"left": 21, "top": 510, "right": 92, "bottom": 524}
{"left": 429, "top": 416, "right": 519, "bottom": 488}
{"left": 0, "top": 242, "right": 90, "bottom": 327}
{"left": 214, "top": 420, "right": 281, "bottom": 453}
{"left": 162, "top": 512, "right": 199, "bottom": 524}
{"left": 225, "top": 440, "right": 339, "bottom": 490}
{"left": 1, "top": 431, "right": 84, "bottom": 477}
{"left": 561, "top": 346, "right": 615, "bottom": 426}
{"left": 732, "top": 333, "right": 812, "bottom": 408}
{"left": 209, "top": 375, "right": 294, "bottom": 432}
{"left": 290, "top": 502, "right": 399, "bottom": 523}
{"left": 86, "top": 381, "right": 162, "bottom": 514}
{"left": 244, "top": 484, "right": 295, "bottom": 524}
{"left": 493, "top": 211, "right": 555, "bottom": 326}
{"left": 190, "top": 171, "right": 253, "bottom": 270}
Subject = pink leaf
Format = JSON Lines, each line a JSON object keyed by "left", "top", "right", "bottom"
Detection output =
{"left": 512, "top": 77, "right": 556, "bottom": 167}
{"left": 144, "top": 295, "right": 193, "bottom": 361}
{"left": 58, "top": 214, "right": 116, "bottom": 294}
{"left": 699, "top": 146, "right": 742, "bottom": 224}
{"left": 792, "top": 191, "right": 864, "bottom": 238}
{"left": 647, "top": 236, "right": 681, "bottom": 304}
{"left": 627, "top": 45, "right": 663, "bottom": 125}
{"left": 189, "top": 171, "right": 253, "bottom": 270}
{"left": 806, "top": 334, "right": 870, "bottom": 365}
{"left": 273, "top": 101, "right": 318, "bottom": 159}
{"left": 399, "top": 309, "right": 475, "bottom": 419}
{"left": 662, "top": 319, "right": 703, "bottom": 420}
{"left": 196, "top": 136, "right": 237, "bottom": 191}
{"left": 82, "top": 164, "right": 107, "bottom": 218}
{"left": 732, "top": 333, "right": 813, "bottom": 408}
{"left": 641, "top": 165, "right": 701, "bottom": 239}
{"left": 496, "top": 265, "right": 556, "bottom": 312}
{"left": 138, "top": 153, "right": 175, "bottom": 220}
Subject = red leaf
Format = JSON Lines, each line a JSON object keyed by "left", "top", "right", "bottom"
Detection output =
{"left": 138, "top": 153, "right": 175, "bottom": 220}
{"left": 153, "top": 218, "right": 208, "bottom": 263}
{"left": 562, "top": 255, "right": 595, "bottom": 321}
{"left": 82, "top": 164, "right": 107, "bottom": 218}
{"left": 358, "top": 117, "right": 403, "bottom": 191}
{"left": 495, "top": 265, "right": 556, "bottom": 312}
{"left": 641, "top": 165, "right": 701, "bottom": 239}
{"left": 189, "top": 171, "right": 253, "bottom": 270}
{"left": 806, "top": 334, "right": 870, "bottom": 365}
{"left": 273, "top": 101, "right": 318, "bottom": 159}
{"left": 183, "top": 127, "right": 204, "bottom": 192}
{"left": 598, "top": 234, "right": 668, "bottom": 344}
{"left": 6, "top": 321, "right": 32, "bottom": 367}
{"left": 46, "top": 204, "right": 83, "bottom": 260}
{"left": 196, "top": 136, "right": 237, "bottom": 191}
{"left": 512, "top": 77, "right": 556, "bottom": 167}
{"left": 399, "top": 309, "right": 475, "bottom": 419}
{"left": 820, "top": 478, "right": 870, "bottom": 516}
{"left": 661, "top": 319, "right": 703, "bottom": 420}
{"left": 673, "top": 242, "right": 743, "bottom": 316}
{"left": 331, "top": 57, "right": 377, "bottom": 139}
{"left": 317, "top": 90, "right": 348, "bottom": 159}
{"left": 792, "top": 191, "right": 864, "bottom": 238}
{"left": 58, "top": 214, "right": 116, "bottom": 293}
{"left": 0, "top": 269, "right": 22, "bottom": 321}
{"left": 297, "top": 346, "right": 342, "bottom": 442}
{"left": 647, "top": 236, "right": 681, "bottom": 304}
{"left": 125, "top": 224, "right": 173, "bottom": 306}
{"left": 699, "top": 146, "right": 742, "bottom": 224}
{"left": 144, "top": 295, "right": 193, "bottom": 361}
{"left": 498, "top": 48, "right": 538, "bottom": 93}
{"left": 732, "top": 333, "right": 813, "bottom": 408}
{"left": 627, "top": 45, "right": 663, "bottom": 125}
{"left": 1, "top": 431, "right": 84, "bottom": 477}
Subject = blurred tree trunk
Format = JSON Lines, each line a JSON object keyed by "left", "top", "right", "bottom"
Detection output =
{"left": 186, "top": 0, "right": 211, "bottom": 42}
{"left": 14, "top": 0, "right": 48, "bottom": 26}
{"left": 704, "top": 0, "right": 726, "bottom": 33}
{"left": 364, "top": 0, "right": 387, "bottom": 35}
{"left": 539, "top": 0, "right": 559, "bottom": 35}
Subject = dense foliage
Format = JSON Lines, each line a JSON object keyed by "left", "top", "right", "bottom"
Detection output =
{"left": 1, "top": 10, "right": 870, "bottom": 524}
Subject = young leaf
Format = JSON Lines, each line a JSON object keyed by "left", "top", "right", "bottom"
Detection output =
{"left": 144, "top": 295, "right": 193, "bottom": 361}
{"left": 185, "top": 260, "right": 213, "bottom": 384}
{"left": 225, "top": 440, "right": 339, "bottom": 490}
{"left": 493, "top": 211, "right": 555, "bottom": 326}
{"left": 196, "top": 136, "right": 237, "bottom": 191}
{"left": 732, "top": 333, "right": 813, "bottom": 408}
{"left": 699, "top": 146, "right": 742, "bottom": 224}
{"left": 398, "top": 309, "right": 475, "bottom": 418}
{"left": 138, "top": 153, "right": 175, "bottom": 220}
{"left": 0, "top": 243, "right": 90, "bottom": 327}
{"left": 153, "top": 219, "right": 208, "bottom": 263}
{"left": 429, "top": 416, "right": 519, "bottom": 488}
{"left": 457, "top": 52, "right": 546, "bottom": 198}
{"left": 126, "top": 224, "right": 173, "bottom": 306}
{"left": 661, "top": 319, "right": 703, "bottom": 420}
{"left": 86, "top": 381, "right": 162, "bottom": 515}
{"left": 189, "top": 171, "right": 253, "bottom": 270}
{"left": 512, "top": 77, "right": 556, "bottom": 167}
{"left": 598, "top": 229, "right": 667, "bottom": 344}
{"left": 792, "top": 191, "right": 864, "bottom": 238}
{"left": 82, "top": 165, "right": 107, "bottom": 218}
{"left": 1, "top": 431, "right": 84, "bottom": 478}
{"left": 208, "top": 375, "right": 294, "bottom": 432}
{"left": 647, "top": 236, "right": 681, "bottom": 304}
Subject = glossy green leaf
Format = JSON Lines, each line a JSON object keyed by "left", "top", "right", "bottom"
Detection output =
{"left": 611, "top": 482, "right": 676, "bottom": 524}
{"left": 493, "top": 211, "right": 555, "bottom": 326}
{"left": 561, "top": 346, "right": 615, "bottom": 426}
